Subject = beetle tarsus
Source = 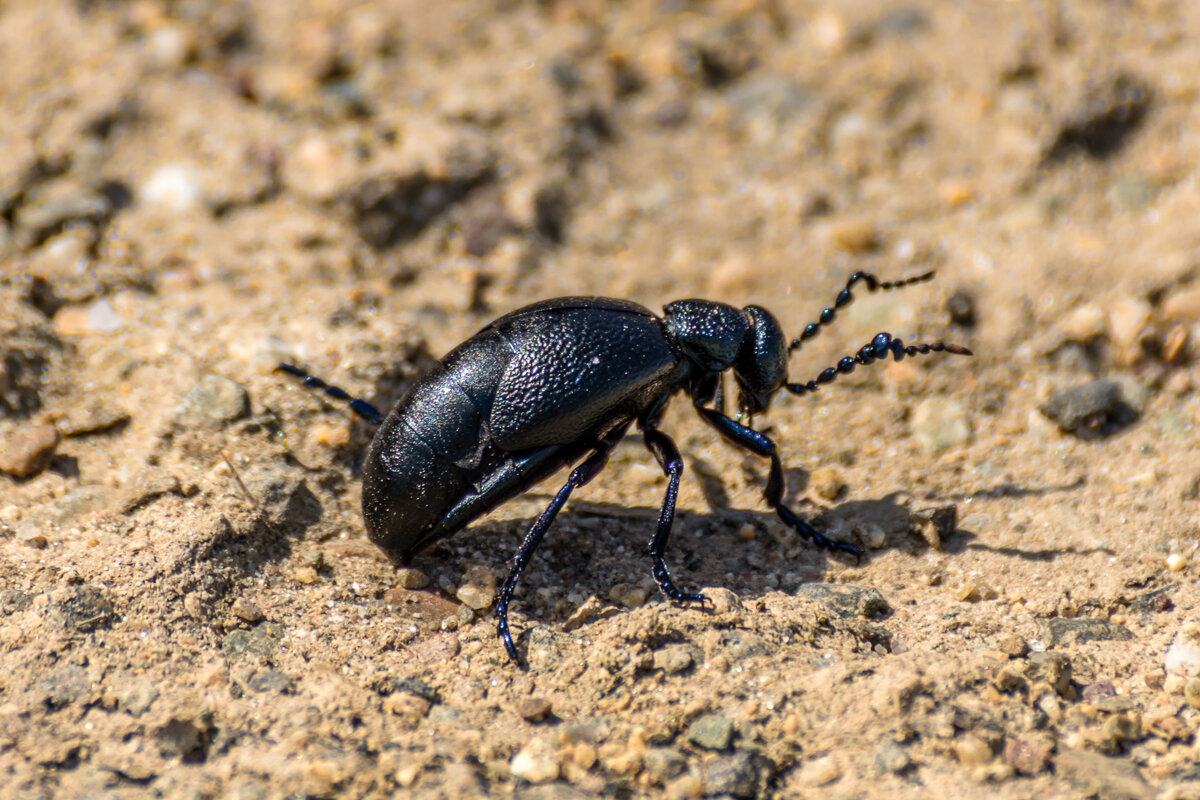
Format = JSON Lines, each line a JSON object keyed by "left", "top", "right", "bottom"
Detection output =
{"left": 694, "top": 404, "right": 863, "bottom": 561}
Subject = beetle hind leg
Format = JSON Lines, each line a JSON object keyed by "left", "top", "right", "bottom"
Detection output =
{"left": 642, "top": 427, "right": 709, "bottom": 606}
{"left": 495, "top": 435, "right": 620, "bottom": 665}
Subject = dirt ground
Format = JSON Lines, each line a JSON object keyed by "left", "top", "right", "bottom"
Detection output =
{"left": 3, "top": 0, "right": 1200, "bottom": 797}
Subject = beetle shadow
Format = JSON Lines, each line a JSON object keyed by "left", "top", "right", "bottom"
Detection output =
{"left": 421, "top": 469, "right": 1098, "bottom": 639}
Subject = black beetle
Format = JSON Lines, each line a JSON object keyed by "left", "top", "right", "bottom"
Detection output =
{"left": 279, "top": 271, "right": 971, "bottom": 663}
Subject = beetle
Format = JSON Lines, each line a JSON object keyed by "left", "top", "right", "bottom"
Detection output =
{"left": 279, "top": 271, "right": 971, "bottom": 663}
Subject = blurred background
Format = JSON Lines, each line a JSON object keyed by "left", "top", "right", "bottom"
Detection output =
{"left": 2, "top": 1, "right": 1199, "bottom": 797}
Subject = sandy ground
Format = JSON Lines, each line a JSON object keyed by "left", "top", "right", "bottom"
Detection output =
{"left": 2, "top": 0, "right": 1200, "bottom": 797}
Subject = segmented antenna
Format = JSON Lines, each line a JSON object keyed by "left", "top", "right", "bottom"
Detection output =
{"left": 787, "top": 332, "right": 972, "bottom": 396}
{"left": 788, "top": 270, "right": 936, "bottom": 352}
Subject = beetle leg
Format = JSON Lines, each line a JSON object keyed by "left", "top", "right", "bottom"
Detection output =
{"left": 641, "top": 426, "right": 709, "bottom": 607}
{"left": 495, "top": 436, "right": 619, "bottom": 665}
{"left": 275, "top": 363, "right": 384, "bottom": 425}
{"left": 694, "top": 406, "right": 863, "bottom": 561}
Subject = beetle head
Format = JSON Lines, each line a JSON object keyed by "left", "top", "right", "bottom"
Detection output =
{"left": 733, "top": 305, "right": 787, "bottom": 416}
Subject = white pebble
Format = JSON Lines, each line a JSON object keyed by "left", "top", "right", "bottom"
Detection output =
{"left": 510, "top": 740, "right": 559, "bottom": 784}
{"left": 141, "top": 164, "right": 204, "bottom": 214}
{"left": 1164, "top": 621, "right": 1200, "bottom": 676}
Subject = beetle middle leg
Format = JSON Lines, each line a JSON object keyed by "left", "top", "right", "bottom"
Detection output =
{"left": 641, "top": 424, "right": 710, "bottom": 607}
{"left": 495, "top": 427, "right": 626, "bottom": 664}
{"left": 694, "top": 405, "right": 863, "bottom": 560}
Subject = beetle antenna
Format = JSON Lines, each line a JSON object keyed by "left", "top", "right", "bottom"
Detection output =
{"left": 788, "top": 270, "right": 936, "bottom": 353}
{"left": 786, "top": 332, "right": 972, "bottom": 396}
{"left": 276, "top": 363, "right": 384, "bottom": 425}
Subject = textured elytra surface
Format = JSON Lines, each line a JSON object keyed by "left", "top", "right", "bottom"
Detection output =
{"left": 2, "top": 1, "right": 1200, "bottom": 798}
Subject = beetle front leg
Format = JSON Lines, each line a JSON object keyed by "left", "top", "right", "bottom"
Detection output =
{"left": 694, "top": 406, "right": 863, "bottom": 561}
{"left": 641, "top": 426, "right": 710, "bottom": 607}
{"left": 495, "top": 438, "right": 618, "bottom": 665}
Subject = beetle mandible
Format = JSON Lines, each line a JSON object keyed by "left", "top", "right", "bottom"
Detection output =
{"left": 279, "top": 271, "right": 971, "bottom": 663}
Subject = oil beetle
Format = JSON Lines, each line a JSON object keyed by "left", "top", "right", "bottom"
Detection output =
{"left": 279, "top": 271, "right": 971, "bottom": 663}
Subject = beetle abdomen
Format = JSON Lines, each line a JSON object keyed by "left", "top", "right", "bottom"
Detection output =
{"left": 362, "top": 352, "right": 509, "bottom": 562}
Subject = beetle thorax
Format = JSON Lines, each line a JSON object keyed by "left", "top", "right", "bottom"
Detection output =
{"left": 662, "top": 300, "right": 787, "bottom": 414}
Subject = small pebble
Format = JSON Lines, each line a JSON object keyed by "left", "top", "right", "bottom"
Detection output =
{"left": 798, "top": 755, "right": 842, "bottom": 786}
{"left": 292, "top": 566, "right": 319, "bottom": 585}
{"left": 1047, "top": 618, "right": 1132, "bottom": 645}
{"left": 1165, "top": 553, "right": 1187, "bottom": 572}
{"left": 644, "top": 747, "right": 687, "bottom": 783}
{"left": 59, "top": 402, "right": 130, "bottom": 437}
{"left": 1004, "top": 733, "right": 1054, "bottom": 775}
{"left": 231, "top": 598, "right": 265, "bottom": 623}
{"left": 173, "top": 374, "right": 250, "bottom": 429}
{"left": 653, "top": 644, "right": 695, "bottom": 675}
{"left": 859, "top": 522, "right": 886, "bottom": 550}
{"left": 1163, "top": 285, "right": 1200, "bottom": 323}
{"left": 116, "top": 467, "right": 182, "bottom": 514}
{"left": 1184, "top": 678, "right": 1200, "bottom": 710}
{"left": 383, "top": 692, "right": 432, "bottom": 725}
{"left": 395, "top": 568, "right": 431, "bottom": 590}
{"left": 1164, "top": 621, "right": 1200, "bottom": 676}
{"left": 829, "top": 220, "right": 878, "bottom": 253}
{"left": 1106, "top": 297, "right": 1152, "bottom": 357}
{"left": 686, "top": 713, "right": 733, "bottom": 751}
{"left": 517, "top": 696, "right": 553, "bottom": 722}
{"left": 140, "top": 163, "right": 204, "bottom": 214}
{"left": 953, "top": 734, "right": 992, "bottom": 765}
{"left": 910, "top": 397, "right": 972, "bottom": 454}
{"left": 874, "top": 739, "right": 911, "bottom": 774}
{"left": 1161, "top": 325, "right": 1189, "bottom": 364}
{"left": 996, "top": 633, "right": 1029, "bottom": 658}
{"left": 608, "top": 583, "right": 648, "bottom": 608}
{"left": 810, "top": 465, "right": 846, "bottom": 500}
{"left": 0, "top": 423, "right": 60, "bottom": 478}
{"left": 910, "top": 505, "right": 956, "bottom": 550}
{"left": 19, "top": 525, "right": 48, "bottom": 549}
{"left": 509, "top": 738, "right": 559, "bottom": 783}
{"left": 1057, "top": 304, "right": 1107, "bottom": 343}
{"left": 455, "top": 584, "right": 494, "bottom": 611}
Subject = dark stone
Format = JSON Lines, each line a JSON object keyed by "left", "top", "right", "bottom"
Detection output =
{"left": 1043, "top": 73, "right": 1152, "bottom": 164}
{"left": 247, "top": 669, "right": 294, "bottom": 694}
{"left": 37, "top": 663, "right": 91, "bottom": 709}
{"left": 945, "top": 290, "right": 977, "bottom": 328}
{"left": 221, "top": 621, "right": 284, "bottom": 663}
{"left": 56, "top": 584, "right": 118, "bottom": 632}
{"left": 796, "top": 583, "right": 890, "bottom": 619}
{"left": 1039, "top": 380, "right": 1138, "bottom": 439}
{"left": 341, "top": 156, "right": 496, "bottom": 250}
{"left": 700, "top": 751, "right": 762, "bottom": 799}
{"left": 1048, "top": 618, "right": 1133, "bottom": 646}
